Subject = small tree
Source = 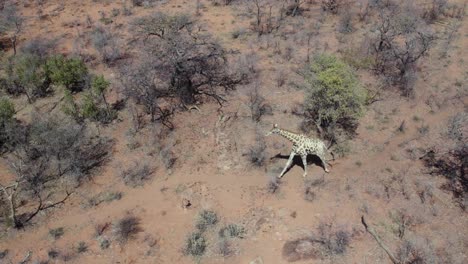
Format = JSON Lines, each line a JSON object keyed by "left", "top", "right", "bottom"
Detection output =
{"left": 62, "top": 75, "right": 115, "bottom": 123}
{"left": 2, "top": 114, "right": 111, "bottom": 228}
{"left": 46, "top": 55, "right": 88, "bottom": 92}
{"left": 125, "top": 12, "right": 243, "bottom": 126}
{"left": 303, "top": 54, "right": 366, "bottom": 142}
{"left": 0, "top": 4, "right": 23, "bottom": 55}
{"left": 370, "top": 6, "right": 435, "bottom": 96}
{"left": 4, "top": 54, "right": 52, "bottom": 102}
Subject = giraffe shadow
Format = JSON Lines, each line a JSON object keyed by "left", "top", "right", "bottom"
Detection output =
{"left": 272, "top": 153, "right": 326, "bottom": 175}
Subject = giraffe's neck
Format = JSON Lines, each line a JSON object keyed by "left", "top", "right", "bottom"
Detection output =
{"left": 276, "top": 129, "right": 302, "bottom": 145}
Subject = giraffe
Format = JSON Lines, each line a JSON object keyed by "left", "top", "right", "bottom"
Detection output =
{"left": 266, "top": 124, "right": 331, "bottom": 178}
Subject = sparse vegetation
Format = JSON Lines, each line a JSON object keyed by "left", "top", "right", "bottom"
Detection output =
{"left": 76, "top": 241, "right": 87, "bottom": 253}
{"left": 0, "top": 1, "right": 466, "bottom": 263}
{"left": 247, "top": 132, "right": 267, "bottom": 167}
{"left": 49, "top": 227, "right": 65, "bottom": 240}
{"left": 113, "top": 215, "right": 142, "bottom": 244}
{"left": 185, "top": 231, "right": 207, "bottom": 257}
{"left": 219, "top": 224, "right": 245, "bottom": 238}
{"left": 196, "top": 210, "right": 218, "bottom": 231}
{"left": 120, "top": 162, "right": 154, "bottom": 187}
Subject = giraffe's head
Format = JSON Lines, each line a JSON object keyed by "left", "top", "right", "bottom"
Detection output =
{"left": 265, "top": 124, "right": 280, "bottom": 136}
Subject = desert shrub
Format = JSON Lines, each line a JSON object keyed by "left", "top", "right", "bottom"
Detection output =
{"left": 0, "top": 97, "right": 14, "bottom": 122}
{"left": 131, "top": 12, "right": 243, "bottom": 106}
{"left": 196, "top": 210, "right": 218, "bottom": 231}
{"left": 219, "top": 224, "right": 245, "bottom": 238}
{"left": 337, "top": 10, "right": 354, "bottom": 34}
{"left": 4, "top": 114, "right": 111, "bottom": 228}
{"left": 2, "top": 54, "right": 52, "bottom": 101}
{"left": 20, "top": 38, "right": 57, "bottom": 60}
{"left": 0, "top": 98, "right": 22, "bottom": 152}
{"left": 370, "top": 6, "right": 434, "bottom": 96}
{"left": 397, "top": 237, "right": 437, "bottom": 264}
{"left": 99, "top": 237, "right": 110, "bottom": 249}
{"left": 0, "top": 249, "right": 8, "bottom": 259}
{"left": 48, "top": 249, "right": 60, "bottom": 259}
{"left": 87, "top": 191, "right": 122, "bottom": 207}
{"left": 62, "top": 75, "right": 115, "bottom": 123}
{"left": 46, "top": 55, "right": 88, "bottom": 92}
{"left": 246, "top": 132, "right": 267, "bottom": 167}
{"left": 91, "top": 26, "right": 122, "bottom": 66}
{"left": 422, "top": 0, "right": 448, "bottom": 23}
{"left": 447, "top": 112, "right": 467, "bottom": 142}
{"left": 120, "top": 162, "right": 154, "bottom": 187}
{"left": 185, "top": 231, "right": 207, "bottom": 256}
{"left": 317, "top": 222, "right": 350, "bottom": 255}
{"left": 76, "top": 241, "right": 87, "bottom": 253}
{"left": 303, "top": 54, "right": 366, "bottom": 142}
{"left": 216, "top": 239, "right": 233, "bottom": 257}
{"left": 275, "top": 68, "right": 287, "bottom": 87}
{"left": 113, "top": 215, "right": 142, "bottom": 244}
{"left": 267, "top": 176, "right": 280, "bottom": 193}
{"left": 248, "top": 84, "right": 271, "bottom": 122}
{"left": 49, "top": 227, "right": 65, "bottom": 239}
{"left": 321, "top": 0, "right": 342, "bottom": 14}
{"left": 422, "top": 145, "right": 467, "bottom": 209}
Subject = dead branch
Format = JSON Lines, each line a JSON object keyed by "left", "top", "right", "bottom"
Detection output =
{"left": 361, "top": 216, "right": 399, "bottom": 264}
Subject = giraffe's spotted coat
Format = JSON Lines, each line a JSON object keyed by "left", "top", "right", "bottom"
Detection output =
{"left": 266, "top": 124, "right": 330, "bottom": 178}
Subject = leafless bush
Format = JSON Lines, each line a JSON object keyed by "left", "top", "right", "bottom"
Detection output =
{"left": 304, "top": 180, "right": 317, "bottom": 202}
{"left": 370, "top": 6, "right": 435, "bottom": 96}
{"left": 420, "top": 112, "right": 467, "bottom": 209}
{"left": 0, "top": 4, "right": 23, "bottom": 55}
{"left": 20, "top": 38, "right": 57, "bottom": 60}
{"left": 267, "top": 176, "right": 280, "bottom": 193}
{"left": 248, "top": 83, "right": 272, "bottom": 122}
{"left": 247, "top": 0, "right": 283, "bottom": 35}
{"left": 282, "top": 237, "right": 321, "bottom": 261}
{"left": 113, "top": 215, "right": 142, "bottom": 244}
{"left": 132, "top": 12, "right": 243, "bottom": 106}
{"left": 397, "top": 237, "right": 437, "bottom": 264}
{"left": 216, "top": 239, "right": 234, "bottom": 257}
{"left": 337, "top": 10, "right": 354, "bottom": 34}
{"left": 316, "top": 222, "right": 350, "bottom": 255}
{"left": 160, "top": 144, "right": 177, "bottom": 170}
{"left": 119, "top": 61, "right": 174, "bottom": 127}
{"left": 1, "top": 114, "right": 111, "bottom": 228}
{"left": 282, "top": 44, "right": 294, "bottom": 61}
{"left": 422, "top": 0, "right": 448, "bottom": 23}
{"left": 120, "top": 162, "right": 154, "bottom": 187}
{"left": 236, "top": 51, "right": 259, "bottom": 78}
{"left": 275, "top": 67, "right": 288, "bottom": 87}
{"left": 321, "top": 0, "right": 344, "bottom": 15}
{"left": 91, "top": 26, "right": 123, "bottom": 66}
{"left": 246, "top": 131, "right": 267, "bottom": 167}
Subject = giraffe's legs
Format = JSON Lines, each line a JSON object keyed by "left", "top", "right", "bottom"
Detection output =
{"left": 278, "top": 151, "right": 296, "bottom": 178}
{"left": 301, "top": 154, "right": 308, "bottom": 177}
{"left": 318, "top": 154, "right": 330, "bottom": 173}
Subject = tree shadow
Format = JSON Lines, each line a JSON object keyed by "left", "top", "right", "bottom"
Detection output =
{"left": 271, "top": 153, "right": 326, "bottom": 176}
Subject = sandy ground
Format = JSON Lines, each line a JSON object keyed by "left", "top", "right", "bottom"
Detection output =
{"left": 0, "top": 0, "right": 467, "bottom": 263}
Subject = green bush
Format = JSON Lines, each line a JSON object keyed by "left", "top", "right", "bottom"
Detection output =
{"left": 2, "top": 54, "right": 51, "bottom": 101}
{"left": 0, "top": 97, "right": 15, "bottom": 123}
{"left": 80, "top": 92, "right": 100, "bottom": 120}
{"left": 303, "top": 54, "right": 366, "bottom": 140}
{"left": 46, "top": 55, "right": 88, "bottom": 92}
{"left": 61, "top": 75, "right": 115, "bottom": 123}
